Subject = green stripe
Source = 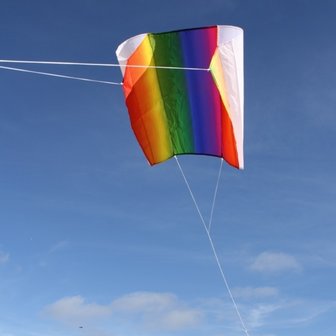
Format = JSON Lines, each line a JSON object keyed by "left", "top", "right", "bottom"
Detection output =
{"left": 148, "top": 32, "right": 194, "bottom": 154}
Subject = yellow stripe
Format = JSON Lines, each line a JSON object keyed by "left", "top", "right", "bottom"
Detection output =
{"left": 209, "top": 49, "right": 231, "bottom": 116}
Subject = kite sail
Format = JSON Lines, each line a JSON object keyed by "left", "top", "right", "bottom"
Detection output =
{"left": 116, "top": 25, "right": 244, "bottom": 169}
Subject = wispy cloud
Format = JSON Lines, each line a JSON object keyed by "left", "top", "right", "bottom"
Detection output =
{"left": 48, "top": 240, "right": 70, "bottom": 254}
{"left": 249, "top": 251, "right": 302, "bottom": 273}
{"left": 246, "top": 299, "right": 336, "bottom": 330}
{"left": 0, "top": 250, "right": 9, "bottom": 264}
{"left": 232, "top": 287, "right": 279, "bottom": 300}
{"left": 247, "top": 303, "right": 283, "bottom": 328}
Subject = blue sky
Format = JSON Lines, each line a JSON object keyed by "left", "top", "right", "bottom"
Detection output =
{"left": 1, "top": 0, "right": 336, "bottom": 335}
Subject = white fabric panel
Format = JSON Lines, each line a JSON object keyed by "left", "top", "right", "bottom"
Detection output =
{"left": 115, "top": 33, "right": 147, "bottom": 76}
{"left": 217, "top": 26, "right": 244, "bottom": 169}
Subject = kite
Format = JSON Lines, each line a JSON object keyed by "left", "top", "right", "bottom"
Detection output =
{"left": 0, "top": 25, "right": 249, "bottom": 335}
{"left": 116, "top": 25, "right": 244, "bottom": 169}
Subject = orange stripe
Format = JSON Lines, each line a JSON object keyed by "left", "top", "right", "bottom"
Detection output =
{"left": 123, "top": 37, "right": 172, "bottom": 164}
{"left": 221, "top": 102, "right": 239, "bottom": 168}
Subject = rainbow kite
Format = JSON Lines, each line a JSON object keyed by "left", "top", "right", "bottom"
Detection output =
{"left": 116, "top": 25, "right": 244, "bottom": 169}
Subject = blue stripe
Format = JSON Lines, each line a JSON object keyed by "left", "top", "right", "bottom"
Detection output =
{"left": 179, "top": 28, "right": 221, "bottom": 155}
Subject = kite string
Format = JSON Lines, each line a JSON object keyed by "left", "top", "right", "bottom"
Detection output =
{"left": 208, "top": 158, "right": 224, "bottom": 233}
{"left": 0, "top": 59, "right": 210, "bottom": 71}
{"left": 174, "top": 156, "right": 250, "bottom": 336}
{"left": 0, "top": 65, "right": 122, "bottom": 85}
{"left": 0, "top": 59, "right": 209, "bottom": 85}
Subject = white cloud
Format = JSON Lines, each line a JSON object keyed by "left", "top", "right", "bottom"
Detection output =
{"left": 44, "top": 292, "right": 202, "bottom": 331}
{"left": 157, "top": 308, "right": 202, "bottom": 330}
{"left": 44, "top": 296, "right": 111, "bottom": 324}
{"left": 249, "top": 252, "right": 302, "bottom": 273}
{"left": 111, "top": 292, "right": 202, "bottom": 331}
{"left": 232, "top": 287, "right": 279, "bottom": 300}
{"left": 0, "top": 251, "right": 9, "bottom": 264}
{"left": 44, "top": 291, "right": 336, "bottom": 335}
{"left": 111, "top": 292, "right": 176, "bottom": 313}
